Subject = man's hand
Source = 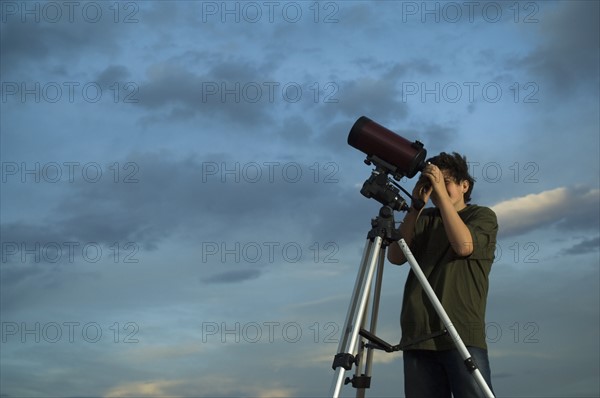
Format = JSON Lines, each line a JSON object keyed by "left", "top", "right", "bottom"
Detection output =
{"left": 412, "top": 174, "right": 433, "bottom": 209}
{"left": 419, "top": 162, "right": 450, "bottom": 207}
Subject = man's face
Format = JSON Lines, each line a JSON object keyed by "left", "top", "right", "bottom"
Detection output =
{"left": 433, "top": 169, "right": 468, "bottom": 209}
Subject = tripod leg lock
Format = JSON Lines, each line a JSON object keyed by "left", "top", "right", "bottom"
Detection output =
{"left": 332, "top": 353, "right": 358, "bottom": 371}
{"left": 464, "top": 357, "right": 479, "bottom": 374}
{"left": 345, "top": 374, "right": 371, "bottom": 389}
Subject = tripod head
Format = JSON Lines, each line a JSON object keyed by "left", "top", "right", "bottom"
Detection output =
{"left": 360, "top": 155, "right": 408, "bottom": 212}
{"left": 359, "top": 155, "right": 424, "bottom": 213}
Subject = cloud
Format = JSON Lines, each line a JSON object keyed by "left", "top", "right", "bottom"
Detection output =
{"left": 0, "top": 151, "right": 368, "bottom": 265}
{"left": 104, "top": 376, "right": 296, "bottom": 398}
{"left": 491, "top": 186, "right": 600, "bottom": 238}
{"left": 0, "top": 8, "right": 127, "bottom": 77}
{"left": 561, "top": 236, "right": 600, "bottom": 256}
{"left": 518, "top": 1, "right": 600, "bottom": 96}
{"left": 310, "top": 57, "right": 443, "bottom": 128}
{"left": 256, "top": 387, "right": 296, "bottom": 398}
{"left": 202, "top": 269, "right": 263, "bottom": 284}
{"left": 133, "top": 59, "right": 276, "bottom": 126}
{"left": 319, "top": 77, "right": 407, "bottom": 123}
{"left": 95, "top": 65, "right": 131, "bottom": 89}
{"left": 406, "top": 122, "right": 459, "bottom": 155}
{"left": 105, "top": 379, "right": 185, "bottom": 397}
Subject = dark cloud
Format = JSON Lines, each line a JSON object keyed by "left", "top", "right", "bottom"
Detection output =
{"left": 518, "top": 1, "right": 599, "bottom": 96}
{"left": 201, "top": 269, "right": 262, "bottom": 284}
{"left": 132, "top": 58, "right": 279, "bottom": 126}
{"left": 0, "top": 263, "right": 56, "bottom": 288}
{"left": 274, "top": 115, "right": 316, "bottom": 145}
{"left": 314, "top": 120, "right": 357, "bottom": 158}
{"left": 561, "top": 236, "right": 600, "bottom": 256}
{"left": 413, "top": 123, "right": 459, "bottom": 155}
{"left": 0, "top": 151, "right": 369, "bottom": 262}
{"left": 330, "top": 58, "right": 443, "bottom": 124}
{"left": 555, "top": 186, "right": 600, "bottom": 232}
{"left": 353, "top": 58, "right": 441, "bottom": 80}
{"left": 318, "top": 77, "right": 407, "bottom": 123}
{"left": 95, "top": 65, "right": 131, "bottom": 88}
{"left": 30, "top": 22, "right": 440, "bottom": 150}
{"left": 311, "top": 59, "right": 446, "bottom": 148}
{"left": 0, "top": 9, "right": 126, "bottom": 77}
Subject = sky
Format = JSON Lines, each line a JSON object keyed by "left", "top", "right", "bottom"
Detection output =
{"left": 0, "top": 0, "right": 599, "bottom": 397}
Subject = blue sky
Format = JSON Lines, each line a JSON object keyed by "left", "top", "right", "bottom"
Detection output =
{"left": 1, "top": 1, "right": 599, "bottom": 397}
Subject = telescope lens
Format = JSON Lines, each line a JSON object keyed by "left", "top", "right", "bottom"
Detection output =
{"left": 348, "top": 116, "right": 426, "bottom": 178}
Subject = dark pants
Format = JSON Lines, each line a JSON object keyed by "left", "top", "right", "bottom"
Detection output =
{"left": 403, "top": 347, "right": 493, "bottom": 398}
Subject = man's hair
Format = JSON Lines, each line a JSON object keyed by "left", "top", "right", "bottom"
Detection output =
{"left": 427, "top": 152, "right": 475, "bottom": 203}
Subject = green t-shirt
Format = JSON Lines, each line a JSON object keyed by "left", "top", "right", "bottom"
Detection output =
{"left": 400, "top": 204, "right": 498, "bottom": 351}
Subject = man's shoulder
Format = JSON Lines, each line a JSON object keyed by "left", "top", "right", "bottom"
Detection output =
{"left": 419, "top": 205, "right": 497, "bottom": 225}
{"left": 462, "top": 204, "right": 497, "bottom": 217}
{"left": 461, "top": 205, "right": 498, "bottom": 229}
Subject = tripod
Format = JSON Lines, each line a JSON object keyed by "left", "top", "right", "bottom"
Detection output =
{"left": 329, "top": 205, "right": 495, "bottom": 398}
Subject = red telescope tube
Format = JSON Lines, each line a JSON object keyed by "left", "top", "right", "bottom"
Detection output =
{"left": 347, "top": 116, "right": 426, "bottom": 178}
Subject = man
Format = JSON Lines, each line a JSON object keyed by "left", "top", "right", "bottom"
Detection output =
{"left": 387, "top": 152, "right": 498, "bottom": 397}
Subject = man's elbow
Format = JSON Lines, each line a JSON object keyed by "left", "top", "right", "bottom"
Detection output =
{"left": 387, "top": 252, "right": 406, "bottom": 265}
{"left": 453, "top": 242, "right": 474, "bottom": 257}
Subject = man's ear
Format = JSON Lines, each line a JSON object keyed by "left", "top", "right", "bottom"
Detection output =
{"left": 461, "top": 180, "right": 469, "bottom": 193}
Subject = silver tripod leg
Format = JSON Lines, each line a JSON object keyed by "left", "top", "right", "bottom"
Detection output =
{"left": 398, "top": 239, "right": 495, "bottom": 398}
{"left": 330, "top": 236, "right": 383, "bottom": 398}
{"left": 354, "top": 246, "right": 386, "bottom": 398}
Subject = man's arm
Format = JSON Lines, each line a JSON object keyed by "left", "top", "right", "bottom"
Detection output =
{"left": 437, "top": 198, "right": 474, "bottom": 257}
{"left": 422, "top": 163, "right": 474, "bottom": 257}
{"left": 387, "top": 178, "right": 431, "bottom": 265}
{"left": 387, "top": 206, "right": 421, "bottom": 265}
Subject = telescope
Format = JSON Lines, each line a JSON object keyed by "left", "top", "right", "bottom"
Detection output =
{"left": 347, "top": 116, "right": 427, "bottom": 211}
{"left": 348, "top": 116, "right": 426, "bottom": 179}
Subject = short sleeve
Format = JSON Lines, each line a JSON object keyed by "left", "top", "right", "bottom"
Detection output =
{"left": 465, "top": 206, "right": 498, "bottom": 260}
{"left": 410, "top": 208, "right": 436, "bottom": 257}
